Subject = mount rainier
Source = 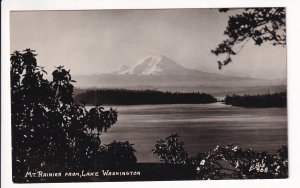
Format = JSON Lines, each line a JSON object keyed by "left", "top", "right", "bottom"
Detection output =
{"left": 114, "top": 54, "right": 199, "bottom": 75}
{"left": 73, "top": 54, "right": 285, "bottom": 95}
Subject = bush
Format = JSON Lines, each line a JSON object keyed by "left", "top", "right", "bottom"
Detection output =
{"left": 99, "top": 141, "right": 137, "bottom": 165}
{"left": 153, "top": 134, "right": 288, "bottom": 179}
{"left": 153, "top": 134, "right": 193, "bottom": 164}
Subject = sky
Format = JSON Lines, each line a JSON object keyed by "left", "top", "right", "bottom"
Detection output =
{"left": 10, "top": 9, "right": 286, "bottom": 79}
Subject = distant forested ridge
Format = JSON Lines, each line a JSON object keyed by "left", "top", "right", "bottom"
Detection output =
{"left": 75, "top": 89, "right": 217, "bottom": 105}
{"left": 224, "top": 92, "right": 287, "bottom": 108}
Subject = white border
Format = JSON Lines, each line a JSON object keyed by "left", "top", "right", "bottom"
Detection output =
{"left": 2, "top": 0, "right": 300, "bottom": 188}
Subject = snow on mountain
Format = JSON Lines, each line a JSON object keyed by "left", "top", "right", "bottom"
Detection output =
{"left": 115, "top": 54, "right": 193, "bottom": 75}
{"left": 74, "top": 54, "right": 283, "bottom": 91}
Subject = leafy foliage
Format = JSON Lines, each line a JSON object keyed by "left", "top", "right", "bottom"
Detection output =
{"left": 11, "top": 49, "right": 136, "bottom": 182}
{"left": 99, "top": 141, "right": 137, "bottom": 165}
{"left": 211, "top": 8, "right": 286, "bottom": 68}
{"left": 153, "top": 134, "right": 288, "bottom": 179}
{"left": 153, "top": 134, "right": 193, "bottom": 164}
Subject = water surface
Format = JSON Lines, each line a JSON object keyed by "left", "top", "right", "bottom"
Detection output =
{"left": 89, "top": 103, "right": 287, "bottom": 163}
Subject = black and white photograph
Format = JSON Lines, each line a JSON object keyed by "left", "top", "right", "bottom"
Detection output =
{"left": 2, "top": 0, "right": 300, "bottom": 187}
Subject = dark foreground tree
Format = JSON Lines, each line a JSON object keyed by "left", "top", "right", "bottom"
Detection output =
{"left": 11, "top": 49, "right": 136, "bottom": 182}
{"left": 153, "top": 134, "right": 288, "bottom": 179}
{"left": 212, "top": 8, "right": 286, "bottom": 69}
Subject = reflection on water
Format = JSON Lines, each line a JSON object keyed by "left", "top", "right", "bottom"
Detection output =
{"left": 87, "top": 103, "right": 287, "bottom": 163}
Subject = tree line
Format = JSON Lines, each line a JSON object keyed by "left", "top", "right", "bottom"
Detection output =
{"left": 75, "top": 89, "right": 217, "bottom": 105}
{"left": 224, "top": 92, "right": 287, "bottom": 108}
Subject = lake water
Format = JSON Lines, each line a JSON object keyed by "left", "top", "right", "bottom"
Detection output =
{"left": 88, "top": 103, "right": 287, "bottom": 163}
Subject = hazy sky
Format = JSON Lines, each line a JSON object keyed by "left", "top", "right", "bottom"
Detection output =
{"left": 10, "top": 9, "right": 286, "bottom": 79}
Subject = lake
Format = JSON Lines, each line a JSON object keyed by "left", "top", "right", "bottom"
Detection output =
{"left": 89, "top": 103, "right": 287, "bottom": 163}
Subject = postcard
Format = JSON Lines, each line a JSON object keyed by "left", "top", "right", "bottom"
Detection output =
{"left": 3, "top": 1, "right": 293, "bottom": 187}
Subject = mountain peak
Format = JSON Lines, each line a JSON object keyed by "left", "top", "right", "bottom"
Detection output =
{"left": 115, "top": 54, "right": 190, "bottom": 75}
{"left": 149, "top": 53, "right": 164, "bottom": 58}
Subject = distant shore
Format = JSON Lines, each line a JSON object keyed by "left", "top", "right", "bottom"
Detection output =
{"left": 75, "top": 88, "right": 217, "bottom": 105}
{"left": 224, "top": 92, "right": 287, "bottom": 108}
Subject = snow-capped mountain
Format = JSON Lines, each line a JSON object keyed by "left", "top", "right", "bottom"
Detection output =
{"left": 73, "top": 54, "right": 285, "bottom": 94}
{"left": 115, "top": 54, "right": 195, "bottom": 75}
